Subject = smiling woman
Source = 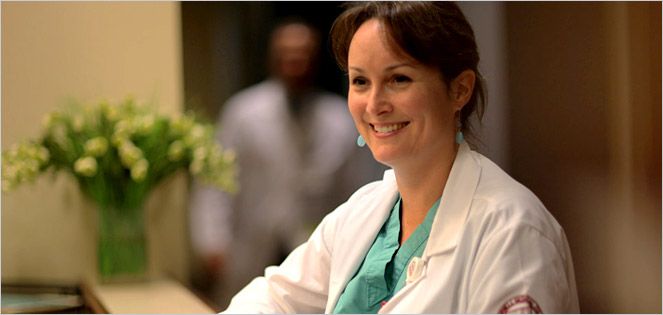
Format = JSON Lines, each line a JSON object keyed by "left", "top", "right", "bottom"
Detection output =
{"left": 346, "top": 19, "right": 463, "bottom": 169}
{"left": 219, "top": 2, "right": 579, "bottom": 313}
{"left": 345, "top": 17, "right": 475, "bottom": 247}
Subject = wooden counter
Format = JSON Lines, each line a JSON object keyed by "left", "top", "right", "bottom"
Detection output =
{"left": 85, "top": 278, "right": 214, "bottom": 314}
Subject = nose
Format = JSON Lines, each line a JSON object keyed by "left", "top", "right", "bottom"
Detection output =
{"left": 366, "top": 85, "right": 392, "bottom": 116}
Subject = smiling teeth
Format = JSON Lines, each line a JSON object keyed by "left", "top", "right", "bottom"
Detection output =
{"left": 374, "top": 123, "right": 407, "bottom": 133}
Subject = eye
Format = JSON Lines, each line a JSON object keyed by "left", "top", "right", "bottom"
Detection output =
{"left": 350, "top": 76, "right": 369, "bottom": 88}
{"left": 391, "top": 74, "right": 412, "bottom": 85}
{"left": 389, "top": 74, "right": 412, "bottom": 87}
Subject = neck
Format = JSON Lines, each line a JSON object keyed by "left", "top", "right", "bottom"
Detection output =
{"left": 281, "top": 76, "right": 312, "bottom": 96}
{"left": 394, "top": 142, "right": 459, "bottom": 241}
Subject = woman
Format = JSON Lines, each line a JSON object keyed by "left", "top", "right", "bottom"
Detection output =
{"left": 222, "top": 2, "right": 579, "bottom": 313}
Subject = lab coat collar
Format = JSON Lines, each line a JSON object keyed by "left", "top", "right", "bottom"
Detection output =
{"left": 326, "top": 144, "right": 479, "bottom": 313}
{"left": 424, "top": 142, "right": 480, "bottom": 257}
{"left": 356, "top": 143, "right": 480, "bottom": 257}
{"left": 327, "top": 173, "right": 398, "bottom": 313}
{"left": 366, "top": 143, "right": 480, "bottom": 257}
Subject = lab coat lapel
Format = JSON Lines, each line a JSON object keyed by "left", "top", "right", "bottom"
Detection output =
{"left": 325, "top": 171, "right": 399, "bottom": 313}
{"left": 425, "top": 143, "right": 481, "bottom": 257}
{"left": 379, "top": 144, "right": 480, "bottom": 314}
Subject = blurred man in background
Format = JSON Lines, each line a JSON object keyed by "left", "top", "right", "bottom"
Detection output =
{"left": 189, "top": 20, "right": 384, "bottom": 309}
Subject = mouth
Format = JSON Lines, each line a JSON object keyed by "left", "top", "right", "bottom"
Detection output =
{"left": 370, "top": 122, "right": 410, "bottom": 135}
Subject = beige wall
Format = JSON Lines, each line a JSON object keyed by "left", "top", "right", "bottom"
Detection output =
{"left": 506, "top": 2, "right": 661, "bottom": 313}
{"left": 1, "top": 2, "right": 189, "bottom": 284}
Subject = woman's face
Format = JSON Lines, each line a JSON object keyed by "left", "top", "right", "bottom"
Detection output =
{"left": 347, "top": 19, "right": 457, "bottom": 168}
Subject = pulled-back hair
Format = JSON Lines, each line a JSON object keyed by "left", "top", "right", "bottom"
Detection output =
{"left": 330, "top": 2, "right": 486, "bottom": 143}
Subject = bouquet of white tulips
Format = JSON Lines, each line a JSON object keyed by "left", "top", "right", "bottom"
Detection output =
{"left": 2, "top": 98, "right": 237, "bottom": 201}
{"left": 2, "top": 97, "right": 237, "bottom": 279}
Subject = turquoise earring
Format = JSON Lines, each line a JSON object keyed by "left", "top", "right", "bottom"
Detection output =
{"left": 455, "top": 119, "right": 464, "bottom": 144}
{"left": 356, "top": 135, "right": 366, "bottom": 147}
{"left": 455, "top": 130, "right": 464, "bottom": 144}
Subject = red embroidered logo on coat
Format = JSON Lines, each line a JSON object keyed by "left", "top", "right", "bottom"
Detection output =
{"left": 498, "top": 295, "right": 543, "bottom": 314}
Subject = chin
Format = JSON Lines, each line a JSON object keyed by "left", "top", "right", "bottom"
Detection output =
{"left": 369, "top": 149, "right": 401, "bottom": 168}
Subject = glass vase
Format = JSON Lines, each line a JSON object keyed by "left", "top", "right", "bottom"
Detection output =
{"left": 97, "top": 204, "right": 147, "bottom": 282}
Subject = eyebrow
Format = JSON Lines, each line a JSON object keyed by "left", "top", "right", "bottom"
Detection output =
{"left": 348, "top": 63, "right": 415, "bottom": 73}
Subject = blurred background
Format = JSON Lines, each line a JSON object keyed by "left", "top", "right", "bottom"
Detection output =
{"left": 2, "top": 1, "right": 660, "bottom": 313}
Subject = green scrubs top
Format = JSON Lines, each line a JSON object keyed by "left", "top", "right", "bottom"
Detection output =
{"left": 333, "top": 195, "right": 440, "bottom": 314}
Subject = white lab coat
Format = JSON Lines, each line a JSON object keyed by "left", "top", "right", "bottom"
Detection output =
{"left": 223, "top": 143, "right": 579, "bottom": 313}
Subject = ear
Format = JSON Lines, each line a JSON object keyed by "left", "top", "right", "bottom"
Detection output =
{"left": 450, "top": 69, "right": 476, "bottom": 111}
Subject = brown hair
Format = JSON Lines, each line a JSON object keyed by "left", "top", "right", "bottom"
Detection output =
{"left": 330, "top": 2, "right": 486, "bottom": 143}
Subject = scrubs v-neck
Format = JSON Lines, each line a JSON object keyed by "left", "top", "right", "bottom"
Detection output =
{"left": 333, "top": 196, "right": 440, "bottom": 314}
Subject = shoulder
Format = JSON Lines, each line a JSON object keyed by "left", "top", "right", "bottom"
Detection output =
{"left": 308, "top": 89, "right": 350, "bottom": 117}
{"left": 346, "top": 173, "right": 391, "bottom": 204}
{"left": 457, "top": 153, "right": 578, "bottom": 313}
{"left": 467, "top": 151, "right": 567, "bottom": 251}
{"left": 228, "top": 80, "right": 281, "bottom": 104}
{"left": 328, "top": 172, "right": 392, "bottom": 218}
{"left": 312, "top": 90, "right": 347, "bottom": 107}
{"left": 221, "top": 80, "right": 283, "bottom": 119}
{"left": 317, "top": 170, "right": 395, "bottom": 233}
{"left": 467, "top": 152, "right": 568, "bottom": 256}
{"left": 303, "top": 90, "right": 355, "bottom": 140}
{"left": 472, "top": 153, "right": 545, "bottom": 213}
